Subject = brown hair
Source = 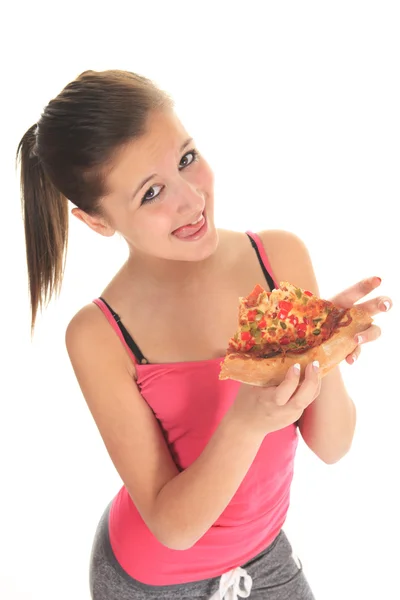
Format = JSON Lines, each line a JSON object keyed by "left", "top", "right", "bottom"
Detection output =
{"left": 16, "top": 69, "right": 173, "bottom": 333}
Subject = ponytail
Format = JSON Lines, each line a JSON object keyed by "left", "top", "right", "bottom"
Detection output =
{"left": 15, "top": 69, "right": 173, "bottom": 334}
{"left": 16, "top": 124, "right": 69, "bottom": 334}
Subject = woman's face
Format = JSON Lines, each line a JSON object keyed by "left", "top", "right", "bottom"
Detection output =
{"left": 99, "top": 109, "right": 218, "bottom": 263}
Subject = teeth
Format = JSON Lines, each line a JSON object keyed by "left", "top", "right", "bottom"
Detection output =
{"left": 190, "top": 214, "right": 203, "bottom": 225}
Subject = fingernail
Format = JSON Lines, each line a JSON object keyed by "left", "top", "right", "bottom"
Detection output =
{"left": 312, "top": 360, "right": 319, "bottom": 372}
{"left": 352, "top": 354, "right": 358, "bottom": 363}
{"left": 375, "top": 277, "right": 382, "bottom": 284}
{"left": 356, "top": 335, "right": 363, "bottom": 344}
{"left": 293, "top": 363, "right": 301, "bottom": 374}
{"left": 383, "top": 301, "right": 391, "bottom": 311}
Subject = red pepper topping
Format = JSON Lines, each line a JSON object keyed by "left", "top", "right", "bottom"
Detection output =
{"left": 296, "top": 323, "right": 307, "bottom": 332}
{"left": 304, "top": 290, "right": 313, "bottom": 297}
{"left": 303, "top": 317, "right": 309, "bottom": 325}
{"left": 241, "top": 331, "right": 252, "bottom": 341}
{"left": 278, "top": 310, "right": 288, "bottom": 320}
{"left": 246, "top": 284, "right": 265, "bottom": 307}
{"left": 247, "top": 310, "right": 258, "bottom": 321}
{"left": 280, "top": 336, "right": 290, "bottom": 345}
{"left": 252, "top": 284, "right": 265, "bottom": 296}
{"left": 278, "top": 300, "right": 293, "bottom": 312}
{"left": 296, "top": 330, "right": 306, "bottom": 339}
{"left": 289, "top": 315, "right": 299, "bottom": 326}
{"left": 258, "top": 318, "right": 267, "bottom": 329}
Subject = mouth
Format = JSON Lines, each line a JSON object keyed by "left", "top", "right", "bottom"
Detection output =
{"left": 171, "top": 210, "right": 207, "bottom": 239}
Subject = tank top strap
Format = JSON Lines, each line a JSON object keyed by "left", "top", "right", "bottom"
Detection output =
{"left": 93, "top": 298, "right": 149, "bottom": 364}
{"left": 245, "top": 231, "right": 278, "bottom": 291}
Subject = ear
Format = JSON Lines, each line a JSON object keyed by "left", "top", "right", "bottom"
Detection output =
{"left": 71, "top": 207, "right": 115, "bottom": 237}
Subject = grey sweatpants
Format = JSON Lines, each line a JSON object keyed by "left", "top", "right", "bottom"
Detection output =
{"left": 89, "top": 503, "right": 315, "bottom": 599}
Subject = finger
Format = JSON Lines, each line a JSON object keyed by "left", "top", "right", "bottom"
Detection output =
{"left": 274, "top": 363, "right": 302, "bottom": 406}
{"left": 289, "top": 361, "right": 321, "bottom": 410}
{"left": 354, "top": 324, "right": 382, "bottom": 346}
{"left": 346, "top": 345, "right": 362, "bottom": 365}
{"left": 353, "top": 296, "right": 392, "bottom": 317}
{"left": 311, "top": 375, "right": 322, "bottom": 400}
{"left": 331, "top": 276, "right": 382, "bottom": 309}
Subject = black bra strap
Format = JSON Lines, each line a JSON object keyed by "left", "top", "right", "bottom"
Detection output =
{"left": 246, "top": 233, "right": 275, "bottom": 291}
{"left": 99, "top": 297, "right": 149, "bottom": 364}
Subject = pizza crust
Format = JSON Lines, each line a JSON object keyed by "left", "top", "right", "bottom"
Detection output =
{"left": 219, "top": 306, "right": 372, "bottom": 387}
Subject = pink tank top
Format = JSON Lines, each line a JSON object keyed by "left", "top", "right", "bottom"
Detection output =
{"left": 92, "top": 232, "right": 299, "bottom": 585}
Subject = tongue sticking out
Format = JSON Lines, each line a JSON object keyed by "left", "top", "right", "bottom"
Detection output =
{"left": 172, "top": 215, "right": 205, "bottom": 239}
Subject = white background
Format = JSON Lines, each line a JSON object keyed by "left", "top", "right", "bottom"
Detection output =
{"left": 1, "top": 2, "right": 399, "bottom": 599}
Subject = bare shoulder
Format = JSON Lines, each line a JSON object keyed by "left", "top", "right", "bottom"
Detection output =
{"left": 256, "top": 229, "right": 321, "bottom": 295}
{"left": 65, "top": 302, "right": 135, "bottom": 377}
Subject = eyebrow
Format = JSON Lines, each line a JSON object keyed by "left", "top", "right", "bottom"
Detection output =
{"left": 132, "top": 137, "right": 194, "bottom": 200}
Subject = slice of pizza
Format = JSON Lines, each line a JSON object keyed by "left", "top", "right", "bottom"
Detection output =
{"left": 219, "top": 281, "right": 372, "bottom": 387}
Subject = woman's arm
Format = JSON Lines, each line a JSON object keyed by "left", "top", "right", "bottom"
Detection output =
{"left": 257, "top": 229, "right": 357, "bottom": 464}
{"left": 66, "top": 305, "right": 266, "bottom": 551}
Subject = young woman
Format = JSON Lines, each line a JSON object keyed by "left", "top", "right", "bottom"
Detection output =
{"left": 17, "top": 69, "right": 392, "bottom": 599}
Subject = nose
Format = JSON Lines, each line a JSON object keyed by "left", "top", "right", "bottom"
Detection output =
{"left": 175, "top": 181, "right": 204, "bottom": 217}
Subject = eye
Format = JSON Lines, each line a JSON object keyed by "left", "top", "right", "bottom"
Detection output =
{"left": 179, "top": 149, "right": 199, "bottom": 169}
{"left": 142, "top": 184, "right": 163, "bottom": 204}
{"left": 141, "top": 148, "right": 200, "bottom": 205}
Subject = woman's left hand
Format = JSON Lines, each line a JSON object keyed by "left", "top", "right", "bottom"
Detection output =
{"left": 330, "top": 276, "right": 393, "bottom": 365}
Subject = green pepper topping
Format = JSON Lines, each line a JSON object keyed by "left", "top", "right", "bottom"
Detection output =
{"left": 313, "top": 329, "right": 321, "bottom": 335}
{"left": 280, "top": 321, "right": 287, "bottom": 329}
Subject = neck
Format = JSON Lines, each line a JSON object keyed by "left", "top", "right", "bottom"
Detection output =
{"left": 123, "top": 248, "right": 218, "bottom": 294}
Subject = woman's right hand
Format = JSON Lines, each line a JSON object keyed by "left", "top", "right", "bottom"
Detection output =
{"left": 229, "top": 361, "right": 321, "bottom": 437}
